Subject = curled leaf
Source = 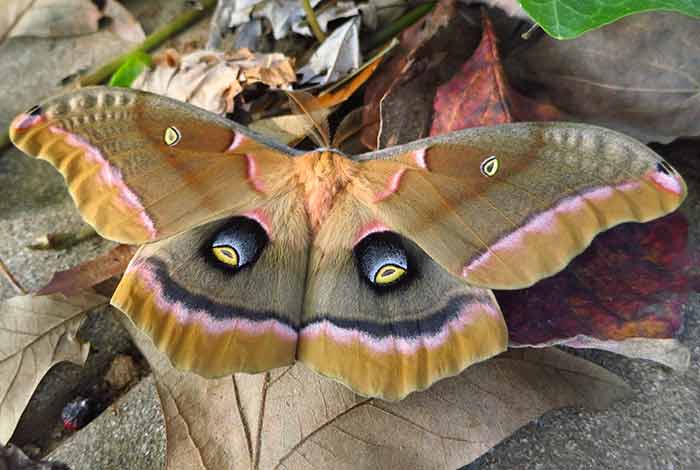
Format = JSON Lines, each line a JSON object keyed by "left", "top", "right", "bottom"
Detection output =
{"left": 430, "top": 10, "right": 561, "bottom": 135}
{"left": 132, "top": 49, "right": 296, "bottom": 115}
{"left": 0, "top": 292, "right": 108, "bottom": 444}
{"left": 298, "top": 17, "right": 361, "bottom": 86}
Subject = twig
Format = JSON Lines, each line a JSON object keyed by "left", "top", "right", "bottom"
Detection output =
{"left": 301, "top": 0, "right": 326, "bottom": 43}
{"left": 0, "top": 0, "right": 217, "bottom": 154}
{"left": 363, "top": 2, "right": 436, "bottom": 52}
{"left": 0, "top": 257, "right": 26, "bottom": 295}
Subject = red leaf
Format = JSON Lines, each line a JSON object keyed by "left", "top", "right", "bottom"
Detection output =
{"left": 37, "top": 244, "right": 137, "bottom": 296}
{"left": 497, "top": 213, "right": 695, "bottom": 349}
{"left": 430, "top": 10, "right": 561, "bottom": 136}
{"left": 361, "top": 0, "right": 477, "bottom": 149}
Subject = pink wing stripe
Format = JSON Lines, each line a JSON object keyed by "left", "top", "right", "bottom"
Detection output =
{"left": 50, "top": 126, "right": 157, "bottom": 240}
{"left": 300, "top": 301, "right": 499, "bottom": 355}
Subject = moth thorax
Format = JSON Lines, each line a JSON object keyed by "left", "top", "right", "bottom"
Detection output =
{"left": 297, "top": 151, "right": 354, "bottom": 232}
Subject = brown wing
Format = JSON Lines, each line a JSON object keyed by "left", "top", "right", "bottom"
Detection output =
{"left": 112, "top": 192, "right": 310, "bottom": 377}
{"left": 351, "top": 122, "right": 686, "bottom": 289}
{"left": 10, "top": 87, "right": 300, "bottom": 243}
{"left": 298, "top": 192, "right": 507, "bottom": 400}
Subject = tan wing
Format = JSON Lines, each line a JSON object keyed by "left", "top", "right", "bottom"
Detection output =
{"left": 350, "top": 122, "right": 686, "bottom": 289}
{"left": 112, "top": 192, "right": 310, "bottom": 377}
{"left": 10, "top": 87, "right": 300, "bottom": 243}
{"left": 298, "top": 193, "right": 507, "bottom": 400}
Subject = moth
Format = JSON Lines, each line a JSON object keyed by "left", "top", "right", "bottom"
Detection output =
{"left": 10, "top": 87, "right": 686, "bottom": 400}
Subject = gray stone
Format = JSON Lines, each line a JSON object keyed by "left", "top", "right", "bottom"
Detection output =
{"left": 47, "top": 376, "right": 165, "bottom": 470}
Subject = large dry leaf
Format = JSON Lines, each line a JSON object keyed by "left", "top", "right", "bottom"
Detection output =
{"left": 0, "top": 292, "right": 107, "bottom": 444}
{"left": 124, "top": 318, "right": 631, "bottom": 469}
{"left": 504, "top": 11, "right": 700, "bottom": 143}
{"left": 132, "top": 49, "right": 296, "bottom": 115}
{"left": 0, "top": 0, "right": 144, "bottom": 43}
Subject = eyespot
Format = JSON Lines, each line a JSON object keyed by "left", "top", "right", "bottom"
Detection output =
{"left": 212, "top": 245, "right": 239, "bottom": 267}
{"left": 375, "top": 264, "right": 406, "bottom": 285}
{"left": 354, "top": 232, "right": 409, "bottom": 288}
{"left": 480, "top": 156, "right": 499, "bottom": 177}
{"left": 210, "top": 217, "right": 268, "bottom": 271}
{"left": 656, "top": 161, "right": 674, "bottom": 175}
{"left": 164, "top": 126, "right": 181, "bottom": 146}
{"left": 26, "top": 104, "right": 42, "bottom": 116}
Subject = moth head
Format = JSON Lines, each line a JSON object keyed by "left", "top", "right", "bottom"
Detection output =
{"left": 209, "top": 217, "right": 268, "bottom": 271}
{"left": 354, "top": 231, "right": 410, "bottom": 289}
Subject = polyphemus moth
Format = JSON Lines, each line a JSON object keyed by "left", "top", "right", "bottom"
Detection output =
{"left": 10, "top": 87, "right": 686, "bottom": 400}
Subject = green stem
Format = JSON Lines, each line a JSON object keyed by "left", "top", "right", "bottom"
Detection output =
{"left": 301, "top": 0, "right": 326, "bottom": 43}
{"left": 363, "top": 2, "right": 436, "bottom": 52}
{"left": 0, "top": 0, "right": 217, "bottom": 153}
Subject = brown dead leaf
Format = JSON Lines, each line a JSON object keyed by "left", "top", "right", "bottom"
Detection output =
{"left": 125, "top": 317, "right": 630, "bottom": 469}
{"left": 503, "top": 11, "right": 700, "bottom": 144}
{"left": 249, "top": 111, "right": 332, "bottom": 145}
{"left": 0, "top": 0, "right": 144, "bottom": 44}
{"left": 362, "top": 1, "right": 482, "bottom": 149}
{"left": 37, "top": 245, "right": 137, "bottom": 297}
{"left": 133, "top": 49, "right": 296, "bottom": 115}
{"left": 0, "top": 292, "right": 108, "bottom": 444}
{"left": 430, "top": 10, "right": 561, "bottom": 135}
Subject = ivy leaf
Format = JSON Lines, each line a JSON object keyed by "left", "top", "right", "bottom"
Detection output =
{"left": 108, "top": 51, "right": 152, "bottom": 88}
{"left": 519, "top": 0, "right": 700, "bottom": 39}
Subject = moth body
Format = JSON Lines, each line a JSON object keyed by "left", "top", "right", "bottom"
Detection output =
{"left": 295, "top": 150, "right": 356, "bottom": 233}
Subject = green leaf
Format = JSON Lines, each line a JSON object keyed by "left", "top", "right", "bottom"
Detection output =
{"left": 108, "top": 51, "right": 152, "bottom": 87}
{"left": 519, "top": 0, "right": 700, "bottom": 39}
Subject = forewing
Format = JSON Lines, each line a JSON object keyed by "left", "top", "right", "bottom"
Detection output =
{"left": 10, "top": 87, "right": 299, "bottom": 243}
{"left": 352, "top": 122, "right": 686, "bottom": 289}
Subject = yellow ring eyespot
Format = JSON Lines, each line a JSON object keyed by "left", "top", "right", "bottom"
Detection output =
{"left": 213, "top": 245, "right": 239, "bottom": 267}
{"left": 374, "top": 264, "right": 406, "bottom": 285}
{"left": 164, "top": 126, "right": 181, "bottom": 146}
{"left": 480, "top": 156, "right": 499, "bottom": 177}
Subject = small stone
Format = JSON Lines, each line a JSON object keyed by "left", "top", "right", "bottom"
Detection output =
{"left": 61, "top": 397, "right": 97, "bottom": 431}
{"left": 104, "top": 354, "right": 139, "bottom": 391}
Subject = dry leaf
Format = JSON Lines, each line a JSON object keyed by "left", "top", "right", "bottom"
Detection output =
{"left": 460, "top": 0, "right": 530, "bottom": 19}
{"left": 101, "top": 0, "right": 146, "bottom": 43}
{"left": 298, "top": 18, "right": 361, "bottom": 86}
{"left": 124, "top": 318, "right": 631, "bottom": 469}
{"left": 0, "top": 292, "right": 108, "bottom": 444}
{"left": 290, "top": 1, "right": 359, "bottom": 37}
{"left": 249, "top": 111, "right": 331, "bottom": 145}
{"left": 0, "top": 0, "right": 144, "bottom": 43}
{"left": 133, "top": 49, "right": 296, "bottom": 115}
{"left": 361, "top": 0, "right": 481, "bottom": 149}
{"left": 504, "top": 11, "right": 700, "bottom": 143}
{"left": 430, "top": 10, "right": 561, "bottom": 135}
{"left": 37, "top": 245, "right": 137, "bottom": 297}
